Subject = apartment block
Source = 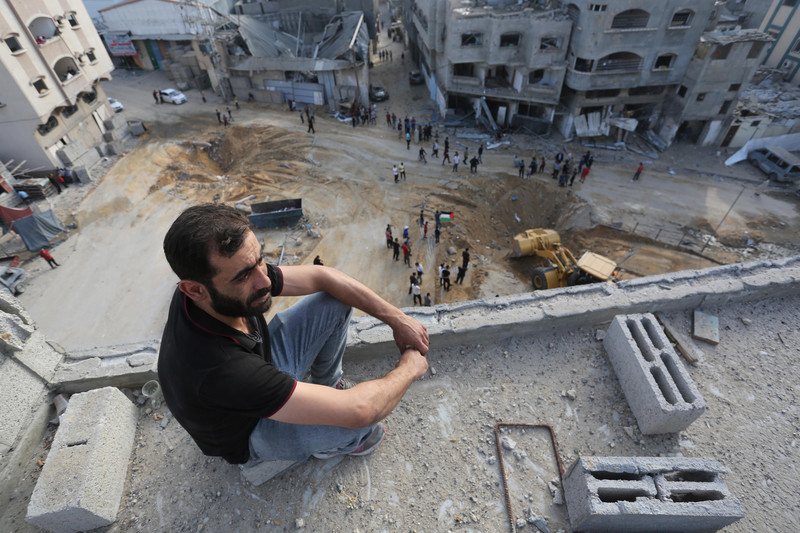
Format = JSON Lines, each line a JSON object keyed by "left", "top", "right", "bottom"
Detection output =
{"left": 556, "top": 0, "right": 717, "bottom": 139}
{"left": 0, "top": 0, "right": 115, "bottom": 173}
{"left": 760, "top": 0, "right": 800, "bottom": 84}
{"left": 407, "top": 0, "right": 571, "bottom": 134}
{"left": 661, "top": 29, "right": 772, "bottom": 146}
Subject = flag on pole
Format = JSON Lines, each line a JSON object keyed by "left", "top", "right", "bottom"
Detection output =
{"left": 439, "top": 212, "right": 454, "bottom": 222}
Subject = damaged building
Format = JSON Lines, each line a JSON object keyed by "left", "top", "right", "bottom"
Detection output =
{"left": 229, "top": 7, "right": 374, "bottom": 109}
{"left": 98, "top": 0, "right": 378, "bottom": 110}
{"left": 399, "top": 0, "right": 786, "bottom": 150}
{"left": 405, "top": 0, "right": 572, "bottom": 135}
{"left": 556, "top": 0, "right": 719, "bottom": 141}
{"left": 656, "top": 29, "right": 773, "bottom": 147}
{"left": 0, "top": 0, "right": 121, "bottom": 178}
{"left": 720, "top": 72, "right": 800, "bottom": 148}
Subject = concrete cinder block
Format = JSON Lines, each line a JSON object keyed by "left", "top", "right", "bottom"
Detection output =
{"left": 26, "top": 387, "right": 138, "bottom": 533}
{"left": 563, "top": 456, "right": 744, "bottom": 533}
{"left": 604, "top": 313, "right": 706, "bottom": 434}
{"left": 240, "top": 458, "right": 301, "bottom": 486}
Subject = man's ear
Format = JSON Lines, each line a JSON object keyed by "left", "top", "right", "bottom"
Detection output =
{"left": 178, "top": 280, "right": 209, "bottom": 303}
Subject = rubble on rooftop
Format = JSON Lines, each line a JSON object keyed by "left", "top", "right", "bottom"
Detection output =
{"left": 735, "top": 73, "right": 800, "bottom": 120}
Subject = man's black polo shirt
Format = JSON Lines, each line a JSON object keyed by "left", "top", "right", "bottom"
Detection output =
{"left": 158, "top": 264, "right": 295, "bottom": 464}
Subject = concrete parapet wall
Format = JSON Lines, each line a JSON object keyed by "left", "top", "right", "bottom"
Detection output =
{"left": 563, "top": 456, "right": 744, "bottom": 532}
{"left": 26, "top": 387, "right": 138, "bottom": 533}
{"left": 604, "top": 313, "right": 705, "bottom": 434}
{"left": 346, "top": 256, "right": 800, "bottom": 359}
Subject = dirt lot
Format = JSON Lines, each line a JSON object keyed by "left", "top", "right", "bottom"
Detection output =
{"left": 14, "top": 92, "right": 799, "bottom": 350}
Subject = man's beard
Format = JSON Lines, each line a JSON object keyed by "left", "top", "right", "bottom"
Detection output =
{"left": 206, "top": 283, "right": 272, "bottom": 318}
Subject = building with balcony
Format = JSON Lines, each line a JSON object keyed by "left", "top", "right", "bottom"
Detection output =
{"left": 0, "top": 0, "right": 117, "bottom": 175}
{"left": 406, "top": 0, "right": 571, "bottom": 133}
{"left": 759, "top": 0, "right": 800, "bottom": 84}
{"left": 556, "top": 0, "right": 719, "bottom": 138}
{"left": 657, "top": 29, "right": 772, "bottom": 147}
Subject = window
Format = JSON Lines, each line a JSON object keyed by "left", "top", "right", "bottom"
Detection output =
{"left": 629, "top": 86, "right": 664, "bottom": 96}
{"left": 453, "top": 63, "right": 474, "bottom": 77}
{"left": 729, "top": 83, "right": 741, "bottom": 91}
{"left": 461, "top": 32, "right": 483, "bottom": 46}
{"left": 590, "top": 4, "right": 607, "bottom": 12}
{"left": 517, "top": 103, "right": 545, "bottom": 118}
{"left": 654, "top": 54, "right": 676, "bottom": 69}
{"left": 596, "top": 52, "right": 642, "bottom": 72}
{"left": 783, "top": 0, "right": 797, "bottom": 7}
{"left": 793, "top": 39, "right": 800, "bottom": 54}
{"left": 696, "top": 93, "right": 706, "bottom": 102}
{"left": 611, "top": 9, "right": 650, "bottom": 29}
{"left": 61, "top": 104, "right": 78, "bottom": 117}
{"left": 540, "top": 37, "right": 560, "bottom": 51}
{"left": 67, "top": 13, "right": 79, "bottom": 28}
{"left": 751, "top": 120, "right": 761, "bottom": 127}
{"left": 33, "top": 78, "right": 49, "bottom": 94}
{"left": 37, "top": 116, "right": 58, "bottom": 135}
{"left": 529, "top": 69, "right": 544, "bottom": 83}
{"left": 575, "top": 57, "right": 594, "bottom": 72}
{"left": 500, "top": 33, "right": 520, "bottom": 47}
{"left": 748, "top": 41, "right": 766, "bottom": 58}
{"left": 678, "top": 85, "right": 687, "bottom": 97}
{"left": 86, "top": 49, "right": 97, "bottom": 62}
{"left": 712, "top": 44, "right": 731, "bottom": 60}
{"left": 586, "top": 89, "right": 620, "bottom": 98}
{"left": 5, "top": 35, "right": 23, "bottom": 53}
{"left": 670, "top": 9, "right": 693, "bottom": 27}
{"left": 719, "top": 100, "right": 732, "bottom": 114}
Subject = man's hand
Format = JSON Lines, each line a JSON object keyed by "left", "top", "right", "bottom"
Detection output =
{"left": 391, "top": 313, "right": 429, "bottom": 356}
{"left": 398, "top": 347, "right": 428, "bottom": 379}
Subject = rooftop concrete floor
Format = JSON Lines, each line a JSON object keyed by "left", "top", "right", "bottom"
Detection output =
{"left": 2, "top": 259, "right": 799, "bottom": 532}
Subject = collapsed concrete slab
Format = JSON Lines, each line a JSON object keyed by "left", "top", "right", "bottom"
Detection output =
{"left": 52, "top": 342, "right": 158, "bottom": 393}
{"left": 26, "top": 387, "right": 138, "bottom": 533}
{"left": 604, "top": 313, "right": 706, "bottom": 434}
{"left": 563, "top": 456, "right": 744, "bottom": 532}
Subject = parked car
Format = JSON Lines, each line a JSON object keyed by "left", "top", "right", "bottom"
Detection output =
{"left": 369, "top": 85, "right": 389, "bottom": 102}
{"left": 108, "top": 97, "right": 124, "bottom": 112}
{"left": 159, "top": 89, "right": 187, "bottom": 105}
{"left": 409, "top": 70, "right": 424, "bottom": 85}
{"left": 747, "top": 146, "right": 800, "bottom": 182}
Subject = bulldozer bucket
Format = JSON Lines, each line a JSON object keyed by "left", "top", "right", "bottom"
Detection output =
{"left": 576, "top": 252, "right": 617, "bottom": 281}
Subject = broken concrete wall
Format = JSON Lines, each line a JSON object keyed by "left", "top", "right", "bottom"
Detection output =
{"left": 0, "top": 290, "right": 63, "bottom": 514}
{"left": 346, "top": 256, "right": 800, "bottom": 359}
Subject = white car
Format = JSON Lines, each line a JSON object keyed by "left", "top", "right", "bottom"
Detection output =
{"left": 108, "top": 97, "right": 123, "bottom": 112}
{"left": 159, "top": 89, "right": 187, "bottom": 105}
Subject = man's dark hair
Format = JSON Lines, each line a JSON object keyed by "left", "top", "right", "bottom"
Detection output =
{"left": 164, "top": 204, "right": 253, "bottom": 283}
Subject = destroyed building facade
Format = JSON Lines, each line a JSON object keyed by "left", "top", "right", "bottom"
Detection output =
{"left": 0, "top": 0, "right": 118, "bottom": 174}
{"left": 404, "top": 0, "right": 572, "bottom": 135}
{"left": 98, "top": 0, "right": 376, "bottom": 109}
{"left": 657, "top": 29, "right": 772, "bottom": 147}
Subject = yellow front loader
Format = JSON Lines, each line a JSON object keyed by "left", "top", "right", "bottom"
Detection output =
{"left": 511, "top": 229, "right": 617, "bottom": 290}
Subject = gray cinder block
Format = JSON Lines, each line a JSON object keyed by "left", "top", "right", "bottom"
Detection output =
{"left": 26, "top": 387, "right": 138, "bottom": 533}
{"left": 564, "top": 456, "right": 744, "bottom": 533}
{"left": 604, "top": 313, "right": 706, "bottom": 434}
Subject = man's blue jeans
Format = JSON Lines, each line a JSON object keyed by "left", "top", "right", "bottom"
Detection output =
{"left": 248, "top": 292, "right": 377, "bottom": 462}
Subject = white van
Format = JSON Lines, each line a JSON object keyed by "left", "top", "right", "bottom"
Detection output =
{"left": 747, "top": 146, "right": 800, "bottom": 182}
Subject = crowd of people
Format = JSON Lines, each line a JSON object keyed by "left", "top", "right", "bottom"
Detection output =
{"left": 383, "top": 211, "right": 473, "bottom": 307}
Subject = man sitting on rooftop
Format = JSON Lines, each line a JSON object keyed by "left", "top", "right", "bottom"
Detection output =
{"left": 158, "top": 204, "right": 429, "bottom": 465}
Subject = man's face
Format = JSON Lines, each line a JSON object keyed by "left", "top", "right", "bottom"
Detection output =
{"left": 205, "top": 231, "right": 272, "bottom": 318}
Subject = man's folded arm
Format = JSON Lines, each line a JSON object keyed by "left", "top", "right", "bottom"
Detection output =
{"left": 268, "top": 349, "right": 428, "bottom": 428}
{"left": 278, "top": 265, "right": 429, "bottom": 355}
